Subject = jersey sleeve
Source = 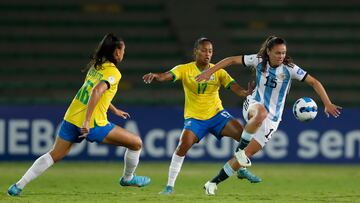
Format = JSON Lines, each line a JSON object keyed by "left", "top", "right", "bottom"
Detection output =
{"left": 219, "top": 70, "right": 236, "bottom": 89}
{"left": 101, "top": 67, "right": 121, "bottom": 88}
{"left": 169, "top": 65, "right": 186, "bottom": 81}
{"left": 243, "top": 54, "right": 261, "bottom": 68}
{"left": 289, "top": 64, "right": 308, "bottom": 81}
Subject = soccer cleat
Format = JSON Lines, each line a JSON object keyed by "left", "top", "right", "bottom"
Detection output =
{"left": 7, "top": 184, "right": 22, "bottom": 196}
{"left": 204, "top": 181, "right": 217, "bottom": 196}
{"left": 237, "top": 168, "right": 262, "bottom": 183}
{"left": 234, "top": 149, "right": 252, "bottom": 167}
{"left": 159, "top": 185, "right": 174, "bottom": 195}
{"left": 119, "top": 175, "right": 151, "bottom": 187}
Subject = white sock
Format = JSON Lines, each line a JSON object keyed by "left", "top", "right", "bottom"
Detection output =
{"left": 167, "top": 153, "right": 185, "bottom": 187}
{"left": 16, "top": 152, "right": 54, "bottom": 189}
{"left": 241, "top": 130, "right": 253, "bottom": 142}
{"left": 223, "top": 162, "right": 236, "bottom": 176}
{"left": 122, "top": 149, "right": 141, "bottom": 181}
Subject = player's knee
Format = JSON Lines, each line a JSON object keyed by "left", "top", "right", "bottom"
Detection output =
{"left": 175, "top": 144, "right": 189, "bottom": 157}
{"left": 254, "top": 107, "right": 268, "bottom": 123}
{"left": 235, "top": 127, "right": 244, "bottom": 136}
{"left": 132, "top": 136, "right": 143, "bottom": 151}
{"left": 49, "top": 150, "right": 65, "bottom": 163}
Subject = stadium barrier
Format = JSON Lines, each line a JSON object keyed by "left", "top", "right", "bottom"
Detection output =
{"left": 0, "top": 106, "right": 359, "bottom": 163}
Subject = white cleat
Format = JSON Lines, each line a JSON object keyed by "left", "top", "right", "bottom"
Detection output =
{"left": 204, "top": 181, "right": 217, "bottom": 196}
{"left": 234, "top": 149, "right": 252, "bottom": 167}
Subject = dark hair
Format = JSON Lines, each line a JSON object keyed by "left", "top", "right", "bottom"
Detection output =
{"left": 84, "top": 33, "right": 123, "bottom": 72}
{"left": 194, "top": 37, "right": 212, "bottom": 50}
{"left": 258, "top": 36, "right": 293, "bottom": 72}
{"left": 193, "top": 37, "right": 213, "bottom": 60}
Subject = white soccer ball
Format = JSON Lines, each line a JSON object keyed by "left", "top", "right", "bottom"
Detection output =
{"left": 293, "top": 97, "right": 318, "bottom": 122}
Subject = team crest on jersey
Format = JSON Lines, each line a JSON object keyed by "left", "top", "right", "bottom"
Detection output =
{"left": 209, "top": 74, "right": 215, "bottom": 81}
{"left": 279, "top": 73, "right": 285, "bottom": 80}
{"left": 108, "top": 76, "right": 115, "bottom": 84}
{"left": 297, "top": 68, "right": 305, "bottom": 75}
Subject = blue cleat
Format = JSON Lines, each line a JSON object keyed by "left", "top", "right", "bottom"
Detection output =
{"left": 7, "top": 184, "right": 22, "bottom": 196}
{"left": 119, "top": 175, "right": 151, "bottom": 187}
{"left": 237, "top": 168, "right": 262, "bottom": 183}
{"left": 159, "top": 185, "right": 173, "bottom": 195}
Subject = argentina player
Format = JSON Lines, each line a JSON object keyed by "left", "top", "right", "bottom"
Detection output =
{"left": 196, "top": 36, "right": 342, "bottom": 195}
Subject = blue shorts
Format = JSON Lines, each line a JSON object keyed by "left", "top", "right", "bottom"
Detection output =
{"left": 58, "top": 120, "right": 115, "bottom": 143}
{"left": 184, "top": 110, "right": 234, "bottom": 142}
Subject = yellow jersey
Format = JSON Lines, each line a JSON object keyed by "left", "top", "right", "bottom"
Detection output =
{"left": 64, "top": 61, "right": 121, "bottom": 128}
{"left": 170, "top": 62, "right": 235, "bottom": 120}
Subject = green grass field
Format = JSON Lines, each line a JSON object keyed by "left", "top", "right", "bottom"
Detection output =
{"left": 1, "top": 162, "right": 360, "bottom": 203}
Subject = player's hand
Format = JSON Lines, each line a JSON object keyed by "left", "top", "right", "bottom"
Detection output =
{"left": 79, "top": 120, "right": 90, "bottom": 138}
{"left": 143, "top": 73, "right": 157, "bottom": 84}
{"left": 114, "top": 109, "right": 130, "bottom": 119}
{"left": 324, "top": 103, "right": 342, "bottom": 118}
{"left": 195, "top": 70, "right": 212, "bottom": 82}
{"left": 246, "top": 81, "right": 256, "bottom": 96}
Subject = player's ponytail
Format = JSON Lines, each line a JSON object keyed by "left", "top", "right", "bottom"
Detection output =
{"left": 258, "top": 36, "right": 293, "bottom": 72}
{"left": 83, "top": 33, "right": 123, "bottom": 72}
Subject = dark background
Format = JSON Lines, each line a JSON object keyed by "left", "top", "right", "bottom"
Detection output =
{"left": 0, "top": 0, "right": 359, "bottom": 108}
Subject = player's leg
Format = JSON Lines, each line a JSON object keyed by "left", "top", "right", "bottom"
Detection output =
{"left": 8, "top": 136, "right": 73, "bottom": 196}
{"left": 102, "top": 125, "right": 150, "bottom": 187}
{"left": 222, "top": 119, "right": 262, "bottom": 182}
{"left": 204, "top": 118, "right": 242, "bottom": 192}
{"left": 159, "top": 129, "right": 198, "bottom": 194}
{"left": 230, "top": 139, "right": 263, "bottom": 182}
{"left": 204, "top": 138, "right": 263, "bottom": 195}
{"left": 234, "top": 103, "right": 267, "bottom": 165}
{"left": 205, "top": 118, "right": 261, "bottom": 191}
{"left": 233, "top": 118, "right": 278, "bottom": 182}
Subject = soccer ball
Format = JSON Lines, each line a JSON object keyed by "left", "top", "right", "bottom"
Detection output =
{"left": 293, "top": 97, "right": 318, "bottom": 122}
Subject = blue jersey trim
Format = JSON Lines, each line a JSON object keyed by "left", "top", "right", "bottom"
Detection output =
{"left": 263, "top": 68, "right": 276, "bottom": 113}
{"left": 273, "top": 66, "right": 290, "bottom": 121}
{"left": 254, "top": 64, "right": 262, "bottom": 102}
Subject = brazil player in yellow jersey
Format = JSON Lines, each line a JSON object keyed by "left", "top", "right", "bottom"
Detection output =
{"left": 8, "top": 33, "right": 150, "bottom": 196}
{"left": 143, "top": 37, "right": 259, "bottom": 195}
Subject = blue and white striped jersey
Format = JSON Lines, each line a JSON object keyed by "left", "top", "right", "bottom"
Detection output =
{"left": 244, "top": 54, "right": 308, "bottom": 122}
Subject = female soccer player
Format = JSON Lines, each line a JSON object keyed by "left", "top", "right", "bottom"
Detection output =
{"left": 142, "top": 37, "right": 258, "bottom": 195}
{"left": 8, "top": 33, "right": 150, "bottom": 196}
{"left": 196, "top": 36, "right": 342, "bottom": 195}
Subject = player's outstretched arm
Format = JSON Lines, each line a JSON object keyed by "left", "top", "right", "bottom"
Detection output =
{"left": 304, "top": 74, "right": 342, "bottom": 118}
{"left": 143, "top": 72, "right": 173, "bottom": 84}
{"left": 196, "top": 56, "right": 243, "bottom": 82}
{"left": 230, "top": 81, "right": 255, "bottom": 97}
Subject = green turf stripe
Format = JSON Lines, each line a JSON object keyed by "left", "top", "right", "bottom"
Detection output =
{"left": 224, "top": 21, "right": 360, "bottom": 29}
{"left": 217, "top": 4, "right": 360, "bottom": 12}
